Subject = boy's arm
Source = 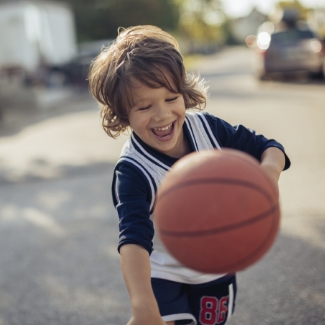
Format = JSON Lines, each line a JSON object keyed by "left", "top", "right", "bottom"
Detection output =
{"left": 260, "top": 147, "right": 286, "bottom": 186}
{"left": 205, "top": 114, "right": 290, "bottom": 172}
{"left": 120, "top": 244, "right": 167, "bottom": 325}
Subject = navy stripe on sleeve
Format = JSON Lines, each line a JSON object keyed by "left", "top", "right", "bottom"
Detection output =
{"left": 114, "top": 163, "right": 154, "bottom": 254}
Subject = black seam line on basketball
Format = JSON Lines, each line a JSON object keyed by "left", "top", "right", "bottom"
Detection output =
{"left": 224, "top": 151, "right": 273, "bottom": 199}
{"left": 158, "top": 178, "right": 275, "bottom": 205}
{"left": 208, "top": 206, "right": 276, "bottom": 269}
{"left": 202, "top": 209, "right": 279, "bottom": 273}
{"left": 158, "top": 203, "right": 279, "bottom": 237}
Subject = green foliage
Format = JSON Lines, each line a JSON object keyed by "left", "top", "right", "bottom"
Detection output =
{"left": 60, "top": 0, "right": 179, "bottom": 42}
{"left": 176, "top": 0, "right": 226, "bottom": 43}
{"left": 220, "top": 19, "right": 240, "bottom": 45}
{"left": 56, "top": 0, "right": 229, "bottom": 48}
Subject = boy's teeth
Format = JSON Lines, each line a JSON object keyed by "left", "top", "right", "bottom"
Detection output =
{"left": 154, "top": 123, "right": 172, "bottom": 131}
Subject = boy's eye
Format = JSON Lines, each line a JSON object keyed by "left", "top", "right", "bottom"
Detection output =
{"left": 166, "top": 96, "right": 178, "bottom": 102}
{"left": 138, "top": 105, "right": 151, "bottom": 111}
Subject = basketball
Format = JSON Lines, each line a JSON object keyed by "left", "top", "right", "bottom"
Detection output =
{"left": 154, "top": 149, "right": 280, "bottom": 274}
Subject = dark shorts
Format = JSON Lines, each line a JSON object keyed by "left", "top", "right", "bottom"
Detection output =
{"left": 152, "top": 275, "right": 237, "bottom": 325}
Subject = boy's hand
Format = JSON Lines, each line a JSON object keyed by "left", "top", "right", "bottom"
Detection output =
{"left": 260, "top": 147, "right": 285, "bottom": 197}
{"left": 260, "top": 163, "right": 280, "bottom": 198}
{"left": 128, "top": 299, "right": 169, "bottom": 325}
{"left": 260, "top": 148, "right": 285, "bottom": 181}
{"left": 120, "top": 245, "right": 169, "bottom": 325}
{"left": 127, "top": 315, "right": 168, "bottom": 325}
{"left": 260, "top": 163, "right": 281, "bottom": 184}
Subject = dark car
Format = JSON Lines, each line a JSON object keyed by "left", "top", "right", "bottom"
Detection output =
{"left": 256, "top": 28, "right": 325, "bottom": 80}
{"left": 61, "top": 39, "right": 113, "bottom": 88}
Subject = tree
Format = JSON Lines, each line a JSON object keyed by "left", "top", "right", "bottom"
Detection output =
{"left": 61, "top": 0, "right": 179, "bottom": 42}
{"left": 175, "top": 0, "right": 225, "bottom": 44}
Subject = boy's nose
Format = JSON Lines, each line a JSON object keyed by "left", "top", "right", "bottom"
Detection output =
{"left": 154, "top": 104, "right": 171, "bottom": 121}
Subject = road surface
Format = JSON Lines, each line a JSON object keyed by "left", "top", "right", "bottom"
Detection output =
{"left": 0, "top": 46, "right": 324, "bottom": 325}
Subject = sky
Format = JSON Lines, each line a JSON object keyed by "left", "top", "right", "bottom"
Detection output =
{"left": 221, "top": 0, "right": 325, "bottom": 18}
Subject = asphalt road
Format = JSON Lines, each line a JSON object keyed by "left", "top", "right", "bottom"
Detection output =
{"left": 0, "top": 46, "right": 324, "bottom": 325}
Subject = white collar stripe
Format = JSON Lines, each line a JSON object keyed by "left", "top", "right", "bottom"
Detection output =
{"left": 195, "top": 113, "right": 221, "bottom": 149}
{"left": 131, "top": 134, "right": 170, "bottom": 171}
{"left": 184, "top": 117, "right": 199, "bottom": 151}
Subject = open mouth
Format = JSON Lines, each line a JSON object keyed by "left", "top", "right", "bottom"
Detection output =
{"left": 151, "top": 121, "right": 175, "bottom": 140}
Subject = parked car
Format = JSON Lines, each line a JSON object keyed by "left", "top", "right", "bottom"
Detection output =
{"left": 61, "top": 39, "right": 113, "bottom": 89}
{"left": 255, "top": 28, "right": 325, "bottom": 80}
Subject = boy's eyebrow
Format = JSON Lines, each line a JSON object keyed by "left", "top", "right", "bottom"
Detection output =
{"left": 131, "top": 98, "right": 148, "bottom": 109}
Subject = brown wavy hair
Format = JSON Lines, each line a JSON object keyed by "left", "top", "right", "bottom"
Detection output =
{"left": 88, "top": 25, "right": 207, "bottom": 138}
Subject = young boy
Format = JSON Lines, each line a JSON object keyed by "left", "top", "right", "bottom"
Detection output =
{"left": 88, "top": 25, "right": 290, "bottom": 325}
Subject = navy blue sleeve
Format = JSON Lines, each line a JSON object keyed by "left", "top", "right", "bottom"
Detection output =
{"left": 204, "top": 113, "right": 291, "bottom": 170}
{"left": 113, "top": 162, "right": 154, "bottom": 254}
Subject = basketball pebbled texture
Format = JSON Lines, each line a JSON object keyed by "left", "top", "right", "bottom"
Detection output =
{"left": 154, "top": 149, "right": 280, "bottom": 274}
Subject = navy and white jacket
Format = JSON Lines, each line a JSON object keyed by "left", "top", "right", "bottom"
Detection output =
{"left": 112, "top": 112, "right": 290, "bottom": 284}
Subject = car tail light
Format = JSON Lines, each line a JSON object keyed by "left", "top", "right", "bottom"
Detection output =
{"left": 257, "top": 32, "right": 271, "bottom": 50}
{"left": 311, "top": 40, "right": 322, "bottom": 53}
{"left": 321, "top": 42, "right": 325, "bottom": 54}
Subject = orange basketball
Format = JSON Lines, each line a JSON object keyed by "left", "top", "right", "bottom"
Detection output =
{"left": 154, "top": 149, "right": 280, "bottom": 274}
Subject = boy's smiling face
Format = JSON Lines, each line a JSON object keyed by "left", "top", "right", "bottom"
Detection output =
{"left": 128, "top": 75, "right": 188, "bottom": 158}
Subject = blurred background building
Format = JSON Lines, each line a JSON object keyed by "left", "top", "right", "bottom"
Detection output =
{"left": 0, "top": 0, "right": 324, "bottom": 112}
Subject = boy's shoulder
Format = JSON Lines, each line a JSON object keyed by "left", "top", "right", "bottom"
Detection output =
{"left": 119, "top": 135, "right": 133, "bottom": 158}
{"left": 185, "top": 111, "right": 227, "bottom": 135}
{"left": 185, "top": 110, "right": 212, "bottom": 118}
{"left": 185, "top": 111, "right": 221, "bottom": 125}
{"left": 115, "top": 136, "right": 144, "bottom": 174}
